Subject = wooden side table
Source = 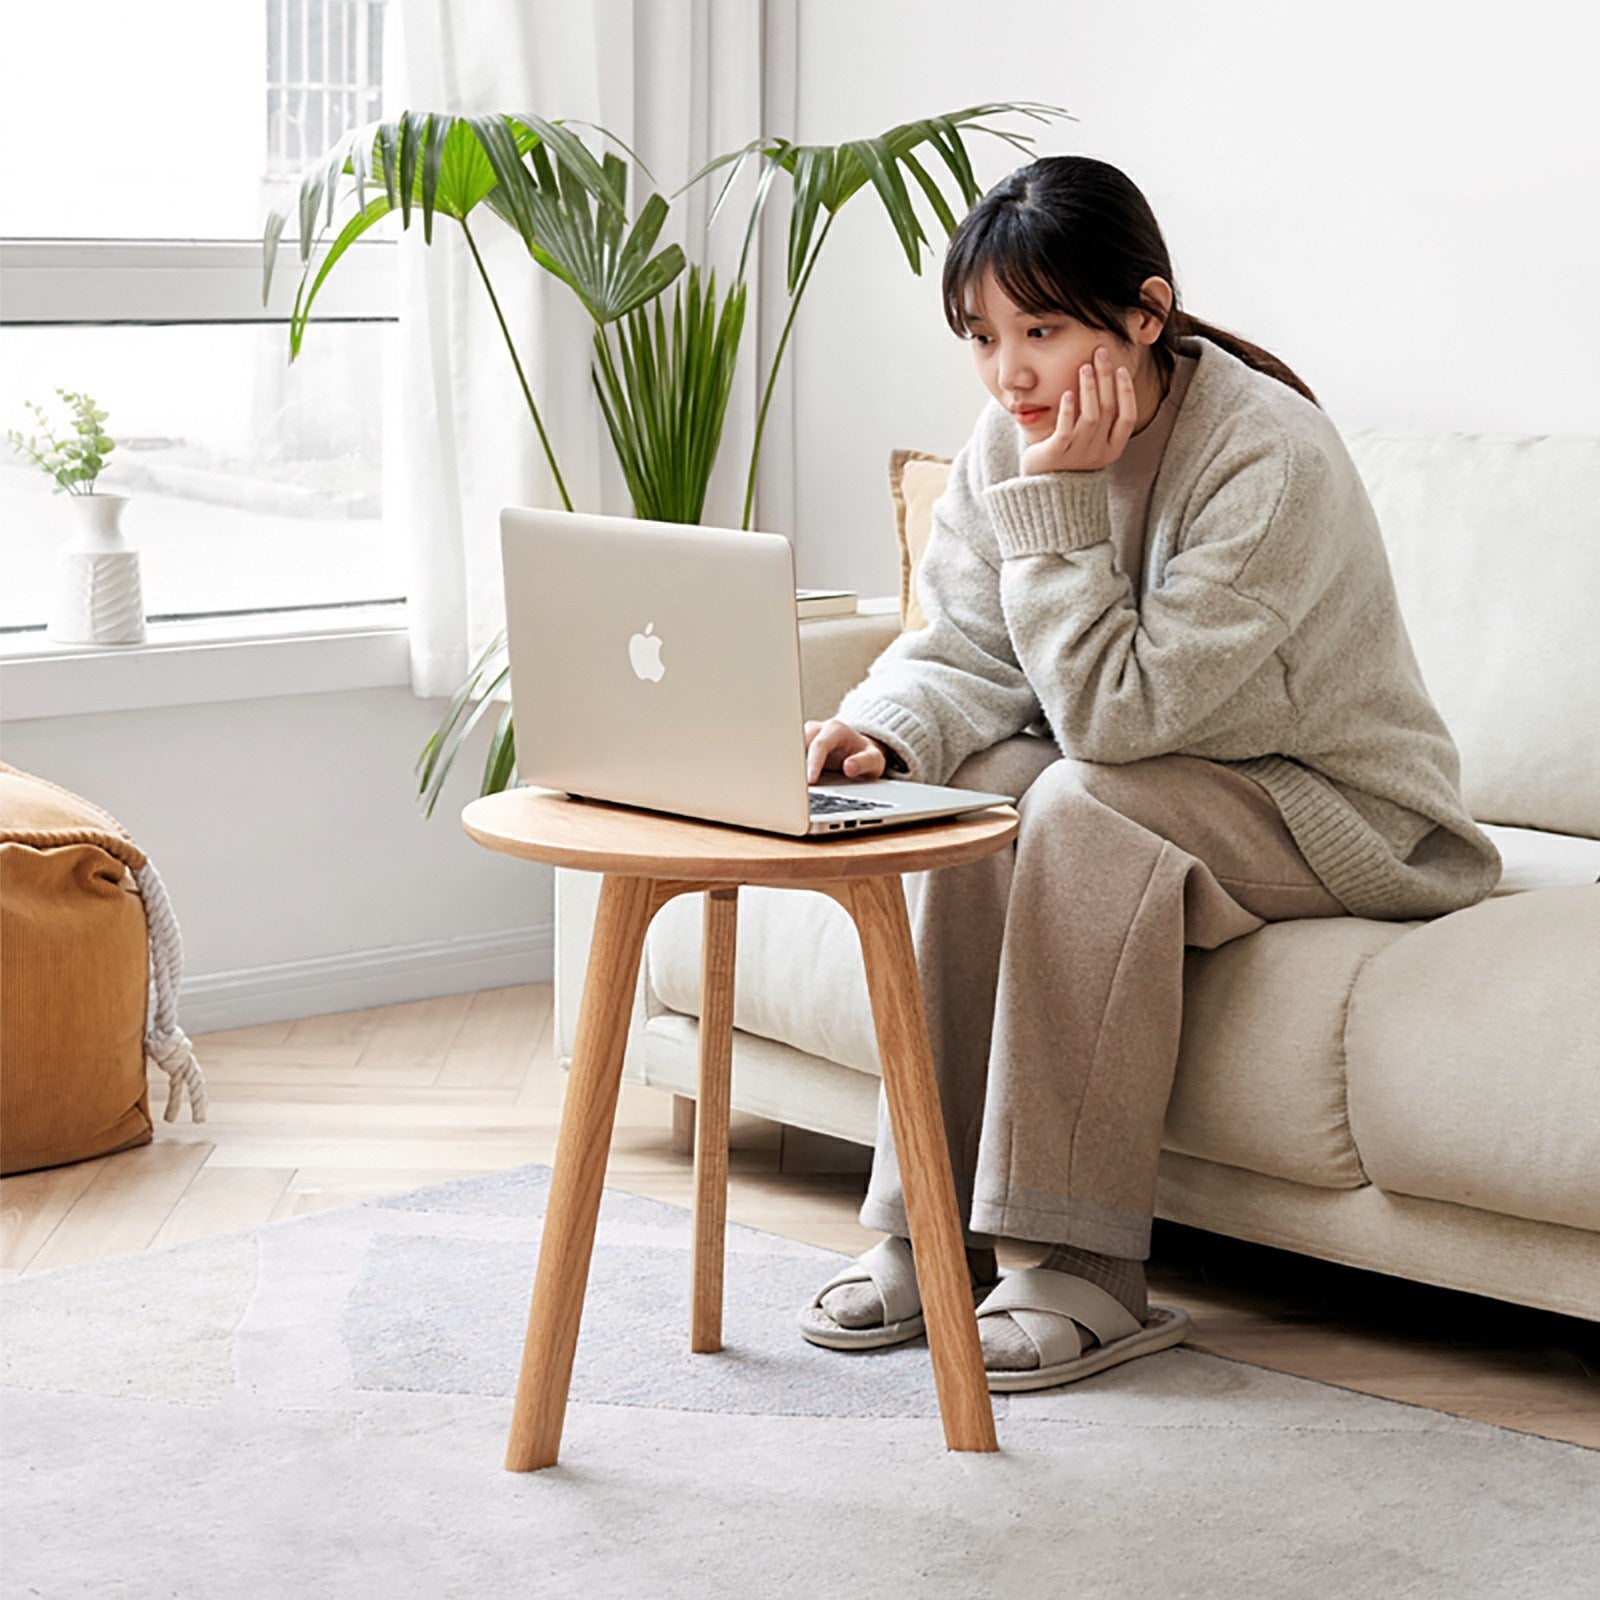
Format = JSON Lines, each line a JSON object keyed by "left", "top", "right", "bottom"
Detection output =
{"left": 462, "top": 786, "right": 1019, "bottom": 1470}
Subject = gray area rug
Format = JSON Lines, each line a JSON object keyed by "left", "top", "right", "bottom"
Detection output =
{"left": 3, "top": 1163, "right": 1595, "bottom": 1599}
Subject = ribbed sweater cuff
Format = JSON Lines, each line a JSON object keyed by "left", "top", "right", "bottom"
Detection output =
{"left": 829, "top": 694, "right": 934, "bottom": 785}
{"left": 985, "top": 469, "right": 1112, "bottom": 558}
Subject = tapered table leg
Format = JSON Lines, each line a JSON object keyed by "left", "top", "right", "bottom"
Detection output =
{"left": 504, "top": 872, "right": 658, "bottom": 1472}
{"left": 691, "top": 886, "right": 738, "bottom": 1352}
{"left": 841, "top": 874, "right": 998, "bottom": 1453}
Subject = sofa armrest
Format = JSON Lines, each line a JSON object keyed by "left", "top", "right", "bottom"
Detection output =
{"left": 798, "top": 597, "right": 902, "bottom": 723}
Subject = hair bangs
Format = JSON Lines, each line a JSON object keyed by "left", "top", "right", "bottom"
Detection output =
{"left": 943, "top": 202, "right": 1116, "bottom": 339}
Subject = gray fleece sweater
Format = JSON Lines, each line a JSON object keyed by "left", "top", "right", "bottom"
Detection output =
{"left": 836, "top": 333, "right": 1502, "bottom": 921}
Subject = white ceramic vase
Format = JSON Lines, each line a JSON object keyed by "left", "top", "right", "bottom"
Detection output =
{"left": 49, "top": 492, "right": 147, "bottom": 646}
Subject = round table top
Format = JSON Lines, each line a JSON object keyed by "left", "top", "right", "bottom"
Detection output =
{"left": 461, "top": 786, "right": 1019, "bottom": 881}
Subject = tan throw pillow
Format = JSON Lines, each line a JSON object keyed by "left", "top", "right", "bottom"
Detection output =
{"left": 888, "top": 449, "right": 953, "bottom": 632}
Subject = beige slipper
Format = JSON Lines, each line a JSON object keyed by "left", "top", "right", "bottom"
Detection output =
{"left": 799, "top": 1235, "right": 998, "bottom": 1351}
{"left": 976, "top": 1266, "right": 1192, "bottom": 1390}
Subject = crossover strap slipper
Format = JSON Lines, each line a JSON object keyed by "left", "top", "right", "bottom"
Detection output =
{"left": 975, "top": 1267, "right": 1193, "bottom": 1392}
{"left": 798, "top": 1235, "right": 998, "bottom": 1352}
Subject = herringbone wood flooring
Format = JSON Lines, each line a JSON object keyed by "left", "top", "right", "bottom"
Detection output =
{"left": 3, "top": 982, "right": 1594, "bottom": 1448}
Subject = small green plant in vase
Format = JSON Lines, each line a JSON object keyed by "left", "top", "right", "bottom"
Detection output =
{"left": 8, "top": 388, "right": 147, "bottom": 645}
{"left": 6, "top": 388, "right": 118, "bottom": 494}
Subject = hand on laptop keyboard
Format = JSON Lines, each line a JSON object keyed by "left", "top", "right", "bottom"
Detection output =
{"left": 804, "top": 718, "right": 892, "bottom": 783}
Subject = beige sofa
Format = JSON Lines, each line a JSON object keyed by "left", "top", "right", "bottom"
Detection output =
{"left": 553, "top": 428, "right": 1600, "bottom": 1322}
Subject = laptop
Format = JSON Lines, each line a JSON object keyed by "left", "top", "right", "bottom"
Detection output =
{"left": 498, "top": 506, "right": 1016, "bottom": 838}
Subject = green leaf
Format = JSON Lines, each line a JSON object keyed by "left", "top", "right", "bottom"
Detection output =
{"left": 464, "top": 112, "right": 541, "bottom": 242}
{"left": 286, "top": 191, "right": 395, "bottom": 360}
{"left": 418, "top": 112, "right": 455, "bottom": 244}
{"left": 691, "top": 102, "right": 1077, "bottom": 298}
{"left": 898, "top": 148, "right": 957, "bottom": 236}
{"left": 785, "top": 144, "right": 831, "bottom": 293}
{"left": 376, "top": 120, "right": 400, "bottom": 207}
{"left": 841, "top": 136, "right": 926, "bottom": 273}
{"left": 398, "top": 112, "right": 422, "bottom": 231}
{"left": 505, "top": 112, "right": 623, "bottom": 206}
{"left": 418, "top": 660, "right": 511, "bottom": 819}
{"left": 480, "top": 702, "right": 518, "bottom": 796}
{"left": 515, "top": 153, "right": 686, "bottom": 325}
{"left": 415, "top": 628, "right": 509, "bottom": 815}
{"left": 592, "top": 264, "right": 746, "bottom": 523}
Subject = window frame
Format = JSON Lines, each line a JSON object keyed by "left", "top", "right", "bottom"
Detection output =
{"left": 0, "top": 235, "right": 407, "bottom": 707}
{"left": 0, "top": 235, "right": 396, "bottom": 325}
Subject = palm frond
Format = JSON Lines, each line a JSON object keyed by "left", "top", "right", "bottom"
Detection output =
{"left": 684, "top": 102, "right": 1076, "bottom": 294}
{"left": 263, "top": 111, "right": 627, "bottom": 306}
{"left": 510, "top": 148, "right": 687, "bottom": 324}
{"left": 593, "top": 264, "right": 747, "bottom": 524}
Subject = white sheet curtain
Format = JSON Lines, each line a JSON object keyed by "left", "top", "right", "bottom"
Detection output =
{"left": 388, "top": 0, "right": 795, "bottom": 700}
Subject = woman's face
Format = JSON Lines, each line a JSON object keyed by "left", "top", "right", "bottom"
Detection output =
{"left": 961, "top": 267, "right": 1169, "bottom": 442}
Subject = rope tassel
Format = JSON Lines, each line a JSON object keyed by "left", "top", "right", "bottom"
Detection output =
{"left": 133, "top": 858, "right": 208, "bottom": 1124}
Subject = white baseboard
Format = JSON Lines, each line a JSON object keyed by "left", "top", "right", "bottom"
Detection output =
{"left": 175, "top": 922, "right": 554, "bottom": 1034}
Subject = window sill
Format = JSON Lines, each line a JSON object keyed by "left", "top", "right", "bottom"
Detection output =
{"left": 0, "top": 602, "right": 411, "bottom": 722}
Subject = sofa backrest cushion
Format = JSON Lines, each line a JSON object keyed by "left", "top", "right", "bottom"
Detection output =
{"left": 890, "top": 431, "right": 1599, "bottom": 838}
{"left": 1339, "top": 430, "right": 1599, "bottom": 839}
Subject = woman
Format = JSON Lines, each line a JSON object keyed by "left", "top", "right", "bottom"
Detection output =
{"left": 796, "top": 154, "right": 1501, "bottom": 1391}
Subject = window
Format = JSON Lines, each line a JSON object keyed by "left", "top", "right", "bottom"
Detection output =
{"left": 267, "top": 1, "right": 387, "bottom": 179}
{"left": 0, "top": 1, "right": 400, "bottom": 640}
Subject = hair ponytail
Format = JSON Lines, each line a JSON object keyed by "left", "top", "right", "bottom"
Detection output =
{"left": 943, "top": 156, "right": 1321, "bottom": 410}
{"left": 1168, "top": 309, "right": 1319, "bottom": 407}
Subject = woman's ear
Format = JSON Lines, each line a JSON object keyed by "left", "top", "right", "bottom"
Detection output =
{"left": 1125, "top": 276, "right": 1174, "bottom": 346}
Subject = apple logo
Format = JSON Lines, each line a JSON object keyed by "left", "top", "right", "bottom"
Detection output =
{"left": 628, "top": 622, "right": 666, "bottom": 683}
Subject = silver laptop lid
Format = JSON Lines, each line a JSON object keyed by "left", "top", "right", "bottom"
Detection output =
{"left": 500, "top": 505, "right": 812, "bottom": 835}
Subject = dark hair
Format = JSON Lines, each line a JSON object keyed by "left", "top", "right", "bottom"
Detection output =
{"left": 941, "top": 155, "right": 1320, "bottom": 409}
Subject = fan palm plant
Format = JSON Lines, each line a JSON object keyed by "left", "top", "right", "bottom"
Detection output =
{"left": 264, "top": 101, "right": 1073, "bottom": 817}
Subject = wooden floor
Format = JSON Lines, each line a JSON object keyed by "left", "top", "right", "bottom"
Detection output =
{"left": 3, "top": 982, "right": 1595, "bottom": 1450}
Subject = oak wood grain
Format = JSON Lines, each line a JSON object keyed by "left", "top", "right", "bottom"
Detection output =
{"left": 692, "top": 887, "right": 738, "bottom": 1353}
{"left": 503, "top": 875, "right": 655, "bottom": 1471}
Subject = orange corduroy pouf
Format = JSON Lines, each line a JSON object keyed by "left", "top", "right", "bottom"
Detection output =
{"left": 0, "top": 762, "right": 206, "bottom": 1176}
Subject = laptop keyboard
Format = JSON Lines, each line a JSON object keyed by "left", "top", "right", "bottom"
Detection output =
{"left": 809, "top": 790, "right": 894, "bottom": 816}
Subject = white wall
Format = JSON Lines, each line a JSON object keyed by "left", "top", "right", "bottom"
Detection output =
{"left": 1, "top": 688, "right": 552, "bottom": 1031}
{"left": 782, "top": 0, "right": 1600, "bottom": 594}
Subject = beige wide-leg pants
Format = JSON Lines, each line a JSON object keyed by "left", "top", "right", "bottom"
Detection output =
{"left": 857, "top": 733, "right": 1348, "bottom": 1260}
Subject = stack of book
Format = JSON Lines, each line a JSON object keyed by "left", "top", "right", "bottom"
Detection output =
{"left": 795, "top": 588, "right": 858, "bottom": 619}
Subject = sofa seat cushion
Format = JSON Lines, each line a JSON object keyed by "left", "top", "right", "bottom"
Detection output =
{"left": 647, "top": 884, "right": 1417, "bottom": 1193}
{"left": 1161, "top": 917, "right": 1415, "bottom": 1189}
{"left": 648, "top": 886, "right": 888, "bottom": 1079}
{"left": 1345, "top": 884, "right": 1600, "bottom": 1232}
